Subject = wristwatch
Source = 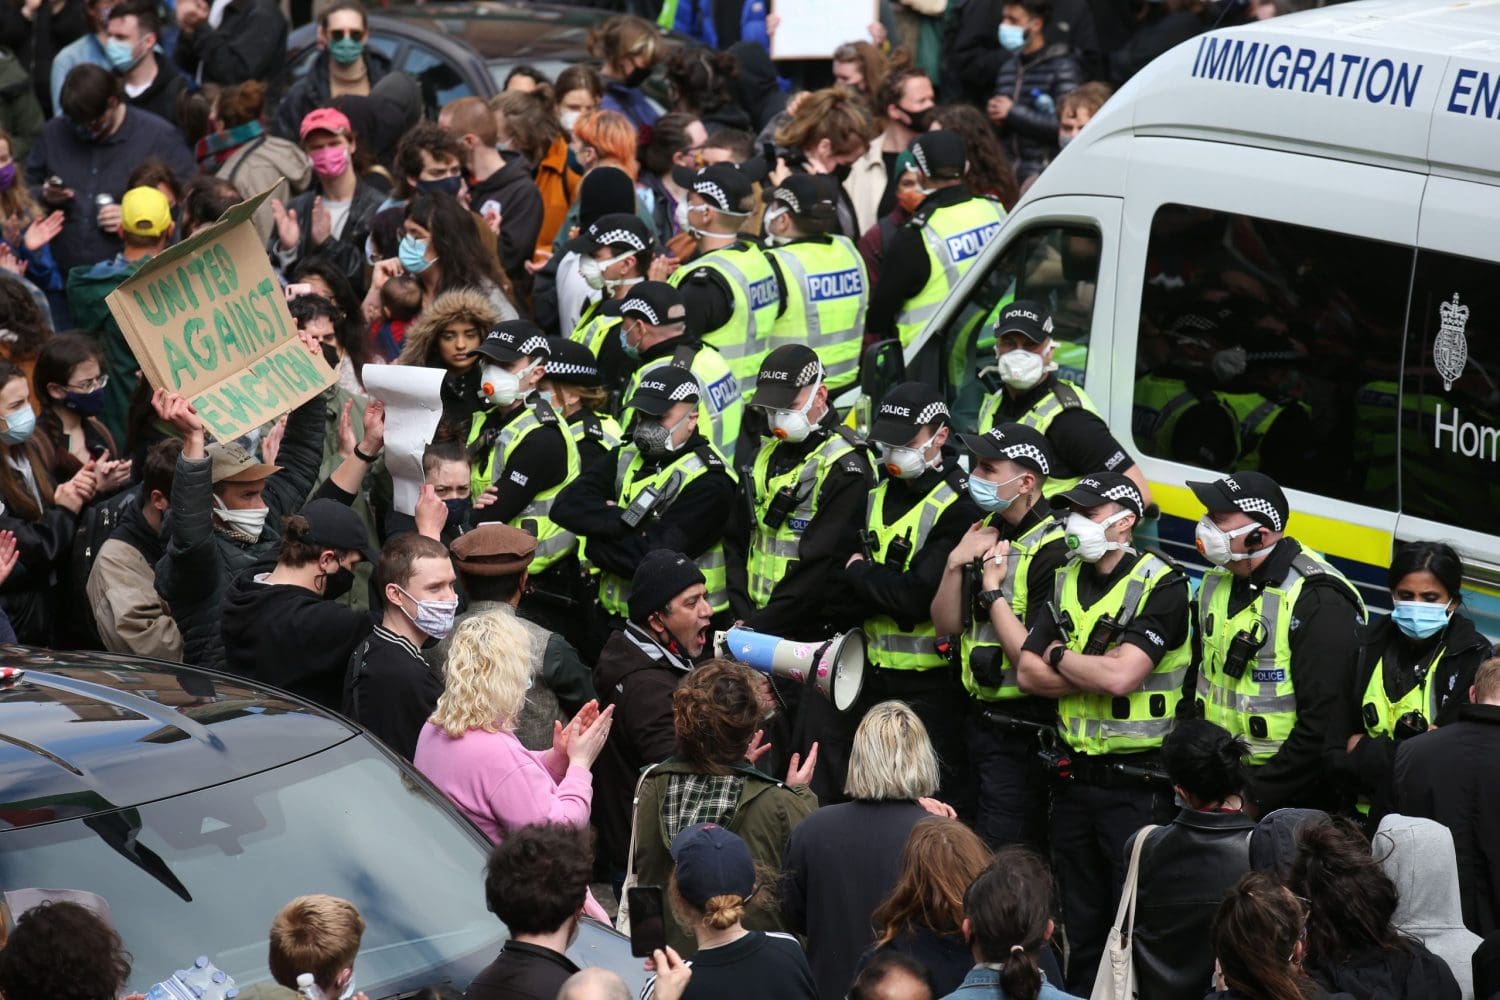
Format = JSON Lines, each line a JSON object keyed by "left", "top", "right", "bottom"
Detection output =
{"left": 976, "top": 589, "right": 1006, "bottom": 613}
{"left": 1047, "top": 644, "right": 1067, "bottom": 670}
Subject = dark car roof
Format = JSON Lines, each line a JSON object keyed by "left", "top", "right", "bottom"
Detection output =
{"left": 375, "top": 1, "right": 597, "bottom": 61}
{"left": 0, "top": 649, "right": 356, "bottom": 829}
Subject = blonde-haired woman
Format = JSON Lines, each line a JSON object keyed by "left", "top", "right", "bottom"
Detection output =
{"left": 415, "top": 611, "right": 614, "bottom": 842}
{"left": 782, "top": 700, "right": 953, "bottom": 1000}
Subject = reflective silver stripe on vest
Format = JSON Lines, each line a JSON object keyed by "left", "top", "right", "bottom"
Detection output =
{"left": 504, "top": 410, "right": 575, "bottom": 560}
{"left": 1066, "top": 716, "right": 1174, "bottom": 742}
{"left": 772, "top": 248, "right": 865, "bottom": 383}
{"left": 1195, "top": 568, "right": 1297, "bottom": 717}
{"left": 875, "top": 631, "right": 941, "bottom": 655}
{"left": 703, "top": 255, "right": 763, "bottom": 349}
{"left": 919, "top": 219, "right": 964, "bottom": 291}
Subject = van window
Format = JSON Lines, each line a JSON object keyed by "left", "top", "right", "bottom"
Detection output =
{"left": 935, "top": 224, "right": 1101, "bottom": 431}
{"left": 1400, "top": 250, "right": 1500, "bottom": 533}
{"left": 1131, "top": 204, "right": 1411, "bottom": 508}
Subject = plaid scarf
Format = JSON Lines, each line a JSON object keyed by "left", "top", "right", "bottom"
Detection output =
{"left": 661, "top": 772, "right": 746, "bottom": 842}
{"left": 195, "top": 120, "right": 264, "bottom": 172}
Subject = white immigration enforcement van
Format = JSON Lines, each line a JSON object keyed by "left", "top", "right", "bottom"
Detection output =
{"left": 896, "top": 0, "right": 1500, "bottom": 632}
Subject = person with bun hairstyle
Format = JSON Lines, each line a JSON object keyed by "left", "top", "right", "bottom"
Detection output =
{"left": 587, "top": 15, "right": 662, "bottom": 130}
{"left": 1128, "top": 719, "right": 1257, "bottom": 1000}
{"left": 663, "top": 47, "right": 749, "bottom": 132}
{"left": 642, "top": 823, "right": 816, "bottom": 1000}
{"left": 1337, "top": 541, "right": 1490, "bottom": 825}
{"left": 946, "top": 846, "right": 1078, "bottom": 1000}
{"left": 1289, "top": 817, "right": 1460, "bottom": 1000}
{"left": 1209, "top": 871, "right": 1343, "bottom": 1000}
{"left": 630, "top": 660, "right": 817, "bottom": 955}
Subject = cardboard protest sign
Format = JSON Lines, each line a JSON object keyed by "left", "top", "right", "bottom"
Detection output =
{"left": 105, "top": 189, "right": 336, "bottom": 442}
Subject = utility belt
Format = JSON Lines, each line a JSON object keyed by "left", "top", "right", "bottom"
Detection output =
{"left": 977, "top": 707, "right": 1055, "bottom": 741}
{"left": 1035, "top": 736, "right": 1169, "bottom": 788}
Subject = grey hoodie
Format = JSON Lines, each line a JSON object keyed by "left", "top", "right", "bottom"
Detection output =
{"left": 1377, "top": 814, "right": 1484, "bottom": 1000}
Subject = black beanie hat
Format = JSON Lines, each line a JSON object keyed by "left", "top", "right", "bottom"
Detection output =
{"left": 628, "top": 549, "right": 707, "bottom": 624}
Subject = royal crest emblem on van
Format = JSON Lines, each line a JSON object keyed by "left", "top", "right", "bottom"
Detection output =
{"left": 1435, "top": 293, "right": 1469, "bottom": 392}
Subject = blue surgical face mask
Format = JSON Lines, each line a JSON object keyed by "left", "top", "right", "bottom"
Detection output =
{"left": 104, "top": 37, "right": 144, "bottom": 72}
{"left": 619, "top": 322, "right": 642, "bottom": 361}
{"left": 328, "top": 36, "right": 365, "bottom": 66}
{"left": 998, "top": 23, "right": 1027, "bottom": 51}
{"left": 399, "top": 235, "right": 434, "bottom": 274}
{"left": 1390, "top": 600, "right": 1452, "bottom": 641}
{"left": 0, "top": 403, "right": 35, "bottom": 444}
{"left": 967, "top": 472, "right": 1025, "bottom": 513}
{"left": 415, "top": 175, "right": 462, "bottom": 198}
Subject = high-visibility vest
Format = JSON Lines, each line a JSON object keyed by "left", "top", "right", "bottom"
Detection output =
{"left": 745, "top": 427, "right": 867, "bottom": 607}
{"left": 894, "top": 196, "right": 1006, "bottom": 349}
{"left": 669, "top": 241, "right": 781, "bottom": 394}
{"left": 1055, "top": 551, "right": 1190, "bottom": 755}
{"left": 625, "top": 341, "right": 744, "bottom": 461}
{"left": 568, "top": 409, "right": 623, "bottom": 454}
{"left": 977, "top": 379, "right": 1102, "bottom": 496}
{"left": 766, "top": 235, "right": 868, "bottom": 395}
{"left": 960, "top": 516, "right": 1067, "bottom": 701}
{"left": 466, "top": 400, "right": 581, "bottom": 572}
{"left": 570, "top": 297, "right": 623, "bottom": 362}
{"left": 1360, "top": 643, "right": 1449, "bottom": 740}
{"left": 862, "top": 477, "right": 962, "bottom": 671}
{"left": 1196, "top": 549, "right": 1365, "bottom": 763}
{"left": 1130, "top": 374, "right": 1241, "bottom": 466}
{"left": 597, "top": 442, "right": 735, "bottom": 615}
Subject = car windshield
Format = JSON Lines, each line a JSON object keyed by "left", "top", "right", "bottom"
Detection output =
{"left": 0, "top": 738, "right": 505, "bottom": 996}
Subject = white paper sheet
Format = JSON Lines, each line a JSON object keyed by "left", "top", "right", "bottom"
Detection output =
{"left": 361, "top": 366, "right": 445, "bottom": 516}
{"left": 770, "top": 0, "right": 876, "bottom": 60}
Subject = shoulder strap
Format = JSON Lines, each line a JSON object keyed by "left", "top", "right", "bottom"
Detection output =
{"left": 670, "top": 342, "right": 697, "bottom": 369}
{"left": 621, "top": 761, "right": 663, "bottom": 893}
{"left": 1112, "top": 824, "right": 1158, "bottom": 944}
{"left": 224, "top": 134, "right": 268, "bottom": 184}
{"left": 1051, "top": 380, "right": 1083, "bottom": 410}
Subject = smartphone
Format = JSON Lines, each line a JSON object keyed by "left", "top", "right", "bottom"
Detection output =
{"left": 627, "top": 885, "right": 666, "bottom": 958}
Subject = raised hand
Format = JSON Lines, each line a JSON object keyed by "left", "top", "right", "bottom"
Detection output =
{"left": 336, "top": 398, "right": 356, "bottom": 460}
{"left": 270, "top": 198, "right": 300, "bottom": 250}
{"left": 413, "top": 483, "right": 447, "bottom": 540}
{"left": 22, "top": 211, "right": 64, "bottom": 252}
{"left": 309, "top": 196, "right": 332, "bottom": 248}
{"left": 786, "top": 741, "right": 818, "bottom": 787}
{"left": 0, "top": 530, "right": 20, "bottom": 587}
{"left": 360, "top": 398, "right": 386, "bottom": 453}
{"left": 566, "top": 702, "right": 615, "bottom": 768}
{"left": 745, "top": 729, "right": 772, "bottom": 767}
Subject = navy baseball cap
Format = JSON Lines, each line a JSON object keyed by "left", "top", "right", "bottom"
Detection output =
{"left": 1051, "top": 471, "right": 1145, "bottom": 519}
{"left": 473, "top": 320, "right": 550, "bottom": 364}
{"left": 670, "top": 823, "right": 755, "bottom": 908}
{"left": 957, "top": 422, "right": 1054, "bottom": 476}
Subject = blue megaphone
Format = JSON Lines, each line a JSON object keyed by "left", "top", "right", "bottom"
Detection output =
{"left": 717, "top": 627, "right": 866, "bottom": 712}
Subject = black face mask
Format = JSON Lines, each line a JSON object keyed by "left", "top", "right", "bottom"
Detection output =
{"left": 320, "top": 342, "right": 340, "bottom": 369}
{"left": 832, "top": 162, "right": 853, "bottom": 183}
{"left": 323, "top": 565, "right": 356, "bottom": 601}
{"left": 443, "top": 497, "right": 472, "bottom": 531}
{"left": 897, "top": 104, "right": 934, "bottom": 133}
{"left": 623, "top": 64, "right": 652, "bottom": 88}
{"left": 416, "top": 175, "right": 463, "bottom": 198}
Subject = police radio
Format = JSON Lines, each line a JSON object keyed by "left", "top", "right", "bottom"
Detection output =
{"left": 1221, "top": 618, "right": 1270, "bottom": 680}
{"left": 620, "top": 470, "right": 684, "bottom": 528}
{"left": 763, "top": 484, "right": 799, "bottom": 529}
{"left": 1083, "top": 614, "right": 1126, "bottom": 657}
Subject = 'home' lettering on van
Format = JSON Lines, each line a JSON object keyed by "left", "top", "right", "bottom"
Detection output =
{"left": 946, "top": 223, "right": 1002, "bottom": 263}
{"left": 1190, "top": 38, "right": 1423, "bottom": 108}
{"left": 1433, "top": 404, "right": 1500, "bottom": 461}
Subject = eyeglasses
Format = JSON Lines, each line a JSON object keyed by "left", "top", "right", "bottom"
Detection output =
{"left": 328, "top": 28, "right": 363, "bottom": 41}
{"left": 65, "top": 373, "right": 109, "bottom": 393}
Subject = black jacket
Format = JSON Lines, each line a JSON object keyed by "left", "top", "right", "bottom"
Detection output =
{"left": 466, "top": 940, "right": 580, "bottom": 1000}
{"left": 123, "top": 53, "right": 188, "bottom": 128}
{"left": 468, "top": 152, "right": 544, "bottom": 288}
{"left": 591, "top": 623, "right": 692, "bottom": 870}
{"left": 221, "top": 569, "right": 375, "bottom": 709}
{"left": 1308, "top": 942, "right": 1461, "bottom": 1000}
{"left": 993, "top": 41, "right": 1084, "bottom": 182}
{"left": 272, "top": 47, "right": 394, "bottom": 141}
{"left": 273, "top": 177, "right": 386, "bottom": 296}
{"left": 1396, "top": 704, "right": 1500, "bottom": 936}
{"left": 1130, "top": 808, "right": 1256, "bottom": 1000}
{"left": 344, "top": 625, "right": 444, "bottom": 761}
{"left": 0, "top": 501, "right": 77, "bottom": 645}
{"left": 782, "top": 799, "right": 931, "bottom": 1000}
{"left": 948, "top": 0, "right": 1101, "bottom": 103}
{"left": 1338, "top": 612, "right": 1489, "bottom": 823}
{"left": 1108, "top": 9, "right": 1209, "bottom": 86}
{"left": 173, "top": 0, "right": 287, "bottom": 85}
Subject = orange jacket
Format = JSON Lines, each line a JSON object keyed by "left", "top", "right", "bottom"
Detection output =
{"left": 534, "top": 136, "right": 581, "bottom": 259}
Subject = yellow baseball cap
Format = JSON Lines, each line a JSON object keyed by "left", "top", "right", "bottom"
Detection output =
{"left": 121, "top": 186, "right": 172, "bottom": 237}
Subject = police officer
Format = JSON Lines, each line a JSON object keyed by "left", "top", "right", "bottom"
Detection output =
{"left": 537, "top": 338, "right": 623, "bottom": 473}
{"left": 467, "top": 322, "right": 582, "bottom": 634}
{"left": 1189, "top": 470, "right": 1366, "bottom": 815}
{"left": 665, "top": 160, "right": 782, "bottom": 395}
{"left": 726, "top": 345, "right": 872, "bottom": 801}
{"left": 845, "top": 383, "right": 981, "bottom": 799}
{"left": 552, "top": 364, "right": 736, "bottom": 640}
{"left": 866, "top": 131, "right": 1006, "bottom": 350}
{"left": 727, "top": 344, "right": 872, "bottom": 635}
{"left": 1014, "top": 472, "right": 1190, "bottom": 993}
{"left": 931, "top": 423, "right": 1068, "bottom": 849}
{"left": 566, "top": 212, "right": 653, "bottom": 395}
{"left": 979, "top": 300, "right": 1149, "bottom": 503}
{"left": 619, "top": 281, "right": 743, "bottom": 460}
{"left": 762, "top": 175, "right": 869, "bottom": 397}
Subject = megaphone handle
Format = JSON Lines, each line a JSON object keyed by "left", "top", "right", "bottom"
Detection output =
{"left": 712, "top": 630, "right": 729, "bottom": 659}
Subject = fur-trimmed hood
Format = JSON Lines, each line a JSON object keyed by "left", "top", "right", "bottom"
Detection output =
{"left": 395, "top": 287, "right": 501, "bottom": 369}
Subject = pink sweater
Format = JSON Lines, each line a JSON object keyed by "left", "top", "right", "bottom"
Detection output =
{"left": 416, "top": 723, "right": 593, "bottom": 842}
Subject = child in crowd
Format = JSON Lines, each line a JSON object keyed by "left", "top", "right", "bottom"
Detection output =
{"left": 373, "top": 274, "right": 425, "bottom": 361}
{"left": 267, "top": 894, "right": 367, "bottom": 1000}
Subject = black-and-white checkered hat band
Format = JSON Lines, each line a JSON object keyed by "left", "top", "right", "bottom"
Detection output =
{"left": 1234, "top": 496, "right": 1283, "bottom": 532}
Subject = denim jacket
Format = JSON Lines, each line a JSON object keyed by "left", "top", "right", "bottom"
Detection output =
{"left": 940, "top": 964, "right": 1084, "bottom": 1000}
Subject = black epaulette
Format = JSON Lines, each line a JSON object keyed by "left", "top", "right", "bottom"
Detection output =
{"left": 534, "top": 401, "right": 561, "bottom": 426}
{"left": 696, "top": 444, "right": 726, "bottom": 469}
{"left": 1052, "top": 381, "right": 1085, "bottom": 410}
{"left": 671, "top": 343, "right": 697, "bottom": 369}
